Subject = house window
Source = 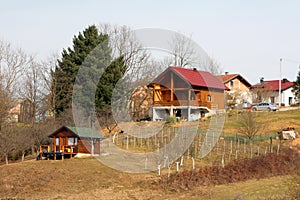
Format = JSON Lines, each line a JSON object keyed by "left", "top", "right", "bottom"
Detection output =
{"left": 68, "top": 137, "right": 78, "bottom": 145}
{"left": 289, "top": 97, "right": 293, "bottom": 105}
{"left": 270, "top": 97, "right": 275, "bottom": 103}
{"left": 230, "top": 80, "right": 234, "bottom": 87}
{"left": 207, "top": 95, "right": 211, "bottom": 102}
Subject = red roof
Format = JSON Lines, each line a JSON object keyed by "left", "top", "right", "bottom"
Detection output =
{"left": 218, "top": 74, "right": 252, "bottom": 87}
{"left": 170, "top": 67, "right": 225, "bottom": 90}
{"left": 251, "top": 80, "right": 294, "bottom": 91}
{"left": 218, "top": 74, "right": 239, "bottom": 83}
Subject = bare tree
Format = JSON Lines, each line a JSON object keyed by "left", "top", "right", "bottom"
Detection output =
{"left": 203, "top": 56, "right": 223, "bottom": 75}
{"left": 251, "top": 83, "right": 275, "bottom": 104}
{"left": 19, "top": 59, "right": 39, "bottom": 124}
{"left": 0, "top": 125, "right": 18, "bottom": 165}
{"left": 163, "top": 33, "right": 223, "bottom": 75}
{"left": 41, "top": 54, "right": 59, "bottom": 114}
{"left": 18, "top": 57, "right": 57, "bottom": 123}
{"left": 170, "top": 33, "right": 197, "bottom": 68}
{"left": 0, "top": 40, "right": 28, "bottom": 129}
{"left": 13, "top": 126, "right": 32, "bottom": 162}
{"left": 226, "top": 90, "right": 243, "bottom": 110}
{"left": 97, "top": 109, "right": 118, "bottom": 138}
{"left": 30, "top": 120, "right": 54, "bottom": 155}
{"left": 99, "top": 24, "right": 150, "bottom": 82}
{"left": 237, "top": 111, "right": 265, "bottom": 140}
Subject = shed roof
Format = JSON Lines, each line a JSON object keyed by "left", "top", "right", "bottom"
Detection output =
{"left": 49, "top": 126, "right": 105, "bottom": 139}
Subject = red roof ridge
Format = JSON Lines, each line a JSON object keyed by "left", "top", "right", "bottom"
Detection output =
{"left": 218, "top": 74, "right": 239, "bottom": 83}
{"left": 170, "top": 66, "right": 225, "bottom": 90}
{"left": 251, "top": 79, "right": 294, "bottom": 91}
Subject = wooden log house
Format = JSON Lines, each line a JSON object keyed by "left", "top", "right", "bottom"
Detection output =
{"left": 40, "top": 126, "right": 105, "bottom": 160}
{"left": 149, "top": 66, "right": 226, "bottom": 121}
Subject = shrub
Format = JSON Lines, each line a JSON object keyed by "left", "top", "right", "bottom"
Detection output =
{"left": 166, "top": 116, "right": 177, "bottom": 125}
{"left": 159, "top": 148, "right": 300, "bottom": 191}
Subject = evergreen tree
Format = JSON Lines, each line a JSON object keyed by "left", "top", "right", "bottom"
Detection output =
{"left": 95, "top": 56, "right": 127, "bottom": 114}
{"left": 293, "top": 69, "right": 300, "bottom": 101}
{"left": 52, "top": 25, "right": 110, "bottom": 115}
{"left": 52, "top": 25, "right": 127, "bottom": 120}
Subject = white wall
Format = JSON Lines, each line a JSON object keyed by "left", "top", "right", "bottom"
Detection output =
{"left": 282, "top": 87, "right": 296, "bottom": 106}
{"left": 273, "top": 88, "right": 296, "bottom": 106}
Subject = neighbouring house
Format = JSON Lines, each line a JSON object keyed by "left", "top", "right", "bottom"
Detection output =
{"left": 148, "top": 66, "right": 226, "bottom": 121}
{"left": 129, "top": 85, "right": 153, "bottom": 121}
{"left": 218, "top": 72, "right": 252, "bottom": 109}
{"left": 45, "top": 126, "right": 105, "bottom": 160}
{"left": 8, "top": 98, "right": 32, "bottom": 123}
{"left": 251, "top": 78, "right": 297, "bottom": 106}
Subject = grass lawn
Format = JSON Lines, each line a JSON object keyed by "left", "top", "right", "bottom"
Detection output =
{"left": 223, "top": 109, "right": 300, "bottom": 138}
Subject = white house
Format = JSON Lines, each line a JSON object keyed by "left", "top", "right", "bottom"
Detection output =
{"left": 251, "top": 78, "right": 297, "bottom": 106}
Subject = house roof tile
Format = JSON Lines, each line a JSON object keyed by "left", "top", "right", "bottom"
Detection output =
{"left": 251, "top": 80, "right": 294, "bottom": 91}
{"left": 218, "top": 74, "right": 239, "bottom": 83}
{"left": 217, "top": 74, "right": 252, "bottom": 87}
{"left": 170, "top": 66, "right": 226, "bottom": 90}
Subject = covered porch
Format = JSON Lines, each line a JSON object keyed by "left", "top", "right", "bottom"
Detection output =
{"left": 39, "top": 126, "right": 105, "bottom": 160}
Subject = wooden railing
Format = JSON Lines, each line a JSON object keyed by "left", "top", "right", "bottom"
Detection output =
{"left": 62, "top": 145, "right": 78, "bottom": 154}
{"left": 38, "top": 144, "right": 78, "bottom": 160}
{"left": 153, "top": 100, "right": 211, "bottom": 108}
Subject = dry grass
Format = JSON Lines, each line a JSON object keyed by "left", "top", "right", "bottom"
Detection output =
{"left": 1, "top": 109, "right": 300, "bottom": 199}
{"left": 0, "top": 157, "right": 299, "bottom": 200}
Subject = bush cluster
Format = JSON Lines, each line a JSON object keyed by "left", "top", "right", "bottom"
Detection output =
{"left": 160, "top": 149, "right": 300, "bottom": 191}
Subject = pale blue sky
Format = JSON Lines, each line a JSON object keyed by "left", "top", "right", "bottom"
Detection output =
{"left": 1, "top": 0, "right": 300, "bottom": 84}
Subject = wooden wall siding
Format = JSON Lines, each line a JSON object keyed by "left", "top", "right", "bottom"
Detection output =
{"left": 174, "top": 90, "right": 188, "bottom": 100}
{"left": 51, "top": 128, "right": 102, "bottom": 155}
{"left": 78, "top": 139, "right": 90, "bottom": 154}
{"left": 152, "top": 70, "right": 225, "bottom": 109}
{"left": 78, "top": 139, "right": 100, "bottom": 154}
{"left": 158, "top": 73, "right": 171, "bottom": 88}
{"left": 153, "top": 88, "right": 224, "bottom": 109}
{"left": 173, "top": 74, "right": 189, "bottom": 88}
{"left": 210, "top": 90, "right": 225, "bottom": 109}
{"left": 55, "top": 130, "right": 76, "bottom": 138}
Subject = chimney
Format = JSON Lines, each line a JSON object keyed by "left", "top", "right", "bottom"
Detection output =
{"left": 283, "top": 78, "right": 288, "bottom": 83}
{"left": 225, "top": 72, "right": 229, "bottom": 75}
{"left": 260, "top": 77, "right": 264, "bottom": 84}
{"left": 193, "top": 67, "right": 197, "bottom": 71}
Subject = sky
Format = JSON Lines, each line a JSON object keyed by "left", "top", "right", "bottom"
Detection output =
{"left": 0, "top": 0, "right": 300, "bottom": 84}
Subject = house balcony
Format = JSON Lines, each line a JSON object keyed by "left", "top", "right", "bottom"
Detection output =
{"left": 153, "top": 100, "right": 211, "bottom": 108}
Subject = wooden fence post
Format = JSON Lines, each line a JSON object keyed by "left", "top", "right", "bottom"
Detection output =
{"left": 176, "top": 162, "right": 180, "bottom": 172}
{"left": 192, "top": 157, "right": 195, "bottom": 170}
{"left": 145, "top": 156, "right": 148, "bottom": 170}
{"left": 270, "top": 137, "right": 273, "bottom": 153}
{"left": 158, "top": 164, "right": 161, "bottom": 176}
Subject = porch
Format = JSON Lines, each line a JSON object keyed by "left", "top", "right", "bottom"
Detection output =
{"left": 39, "top": 126, "right": 105, "bottom": 160}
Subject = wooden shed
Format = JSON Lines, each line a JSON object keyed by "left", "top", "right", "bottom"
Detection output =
{"left": 44, "top": 126, "right": 105, "bottom": 160}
